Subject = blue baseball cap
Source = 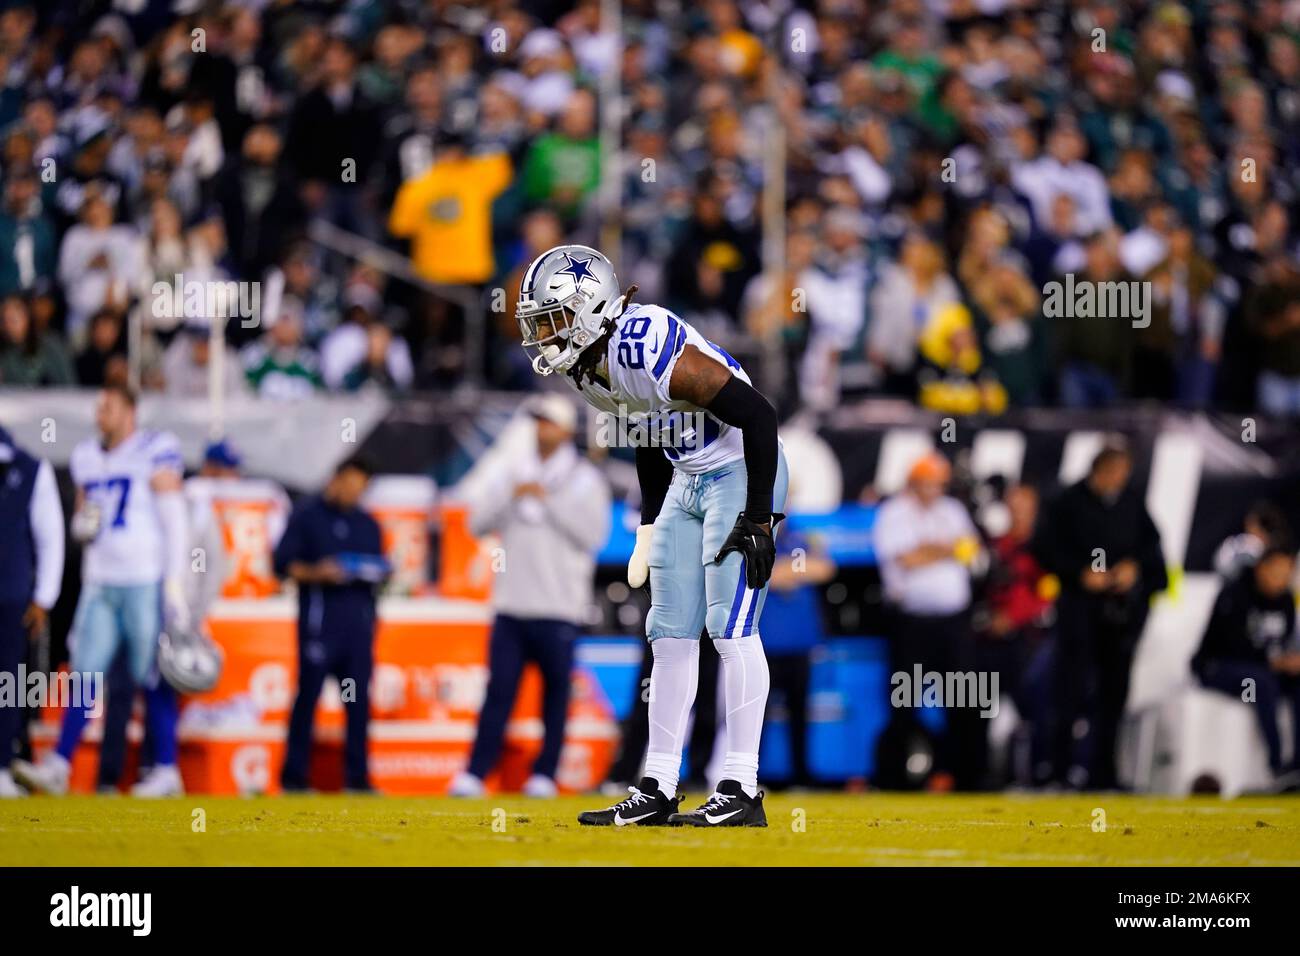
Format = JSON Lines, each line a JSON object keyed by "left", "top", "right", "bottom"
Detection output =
{"left": 203, "top": 439, "right": 242, "bottom": 469}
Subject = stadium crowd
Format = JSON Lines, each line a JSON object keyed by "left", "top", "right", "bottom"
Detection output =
{"left": 0, "top": 1, "right": 1299, "bottom": 415}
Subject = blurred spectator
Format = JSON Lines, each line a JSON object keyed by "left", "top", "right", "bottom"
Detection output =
{"left": 915, "top": 302, "right": 1008, "bottom": 416}
{"left": 1214, "top": 499, "right": 1293, "bottom": 582}
{"left": 966, "top": 258, "right": 1046, "bottom": 408}
{"left": 514, "top": 28, "right": 578, "bottom": 120}
{"left": 0, "top": 293, "right": 75, "bottom": 386}
{"left": 520, "top": 87, "right": 600, "bottom": 221}
{"left": 49, "top": 118, "right": 127, "bottom": 232}
{"left": 743, "top": 230, "right": 815, "bottom": 413}
{"left": 137, "top": 198, "right": 219, "bottom": 334}
{"left": 871, "top": 15, "right": 942, "bottom": 111}
{"left": 123, "top": 145, "right": 202, "bottom": 230}
{"left": 161, "top": 321, "right": 246, "bottom": 399}
{"left": 0, "top": 171, "right": 57, "bottom": 296}
{"left": 1138, "top": 220, "right": 1224, "bottom": 407}
{"left": 665, "top": 174, "right": 759, "bottom": 329}
{"left": 1192, "top": 547, "right": 1300, "bottom": 784}
{"left": 374, "top": 65, "right": 443, "bottom": 212}
{"left": 283, "top": 36, "right": 382, "bottom": 235}
{"left": 797, "top": 208, "right": 870, "bottom": 412}
{"left": 257, "top": 246, "right": 338, "bottom": 348}
{"left": 241, "top": 299, "right": 322, "bottom": 400}
{"left": 618, "top": 113, "right": 689, "bottom": 294}
{"left": 1022, "top": 193, "right": 1083, "bottom": 288}
{"left": 1012, "top": 118, "right": 1113, "bottom": 235}
{"left": 868, "top": 234, "right": 960, "bottom": 396}
{"left": 74, "top": 308, "right": 129, "bottom": 388}
{"left": 214, "top": 124, "right": 306, "bottom": 281}
{"left": 1033, "top": 439, "right": 1167, "bottom": 790}
{"left": 1054, "top": 231, "right": 1137, "bottom": 408}
{"left": 1244, "top": 255, "right": 1300, "bottom": 417}
{"left": 57, "top": 192, "right": 140, "bottom": 343}
{"left": 321, "top": 285, "right": 413, "bottom": 393}
{"left": 387, "top": 129, "right": 511, "bottom": 286}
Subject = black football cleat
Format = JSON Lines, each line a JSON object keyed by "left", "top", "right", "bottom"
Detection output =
{"left": 578, "top": 776, "right": 681, "bottom": 826}
{"left": 669, "top": 779, "right": 767, "bottom": 827}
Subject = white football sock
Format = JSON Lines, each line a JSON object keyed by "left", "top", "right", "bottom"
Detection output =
{"left": 644, "top": 637, "right": 699, "bottom": 799}
{"left": 714, "top": 634, "right": 770, "bottom": 797}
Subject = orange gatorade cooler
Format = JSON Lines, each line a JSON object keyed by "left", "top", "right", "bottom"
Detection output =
{"left": 192, "top": 477, "right": 291, "bottom": 598}
{"left": 363, "top": 475, "right": 437, "bottom": 596}
{"left": 437, "top": 502, "right": 494, "bottom": 601}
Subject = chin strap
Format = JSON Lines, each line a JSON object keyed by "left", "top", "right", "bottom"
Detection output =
{"left": 532, "top": 351, "right": 555, "bottom": 376}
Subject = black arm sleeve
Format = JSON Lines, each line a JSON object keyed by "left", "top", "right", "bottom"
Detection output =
{"left": 636, "top": 444, "right": 674, "bottom": 525}
{"left": 704, "top": 375, "right": 780, "bottom": 520}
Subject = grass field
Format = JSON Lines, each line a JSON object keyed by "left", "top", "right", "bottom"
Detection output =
{"left": 2, "top": 793, "right": 1299, "bottom": 867}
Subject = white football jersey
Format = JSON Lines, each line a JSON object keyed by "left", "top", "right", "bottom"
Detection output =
{"left": 70, "top": 429, "right": 185, "bottom": 586}
{"left": 567, "top": 303, "right": 749, "bottom": 474}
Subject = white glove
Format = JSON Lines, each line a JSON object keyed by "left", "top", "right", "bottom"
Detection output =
{"left": 163, "top": 578, "right": 191, "bottom": 635}
{"left": 70, "top": 499, "right": 103, "bottom": 543}
{"left": 628, "top": 524, "right": 654, "bottom": 588}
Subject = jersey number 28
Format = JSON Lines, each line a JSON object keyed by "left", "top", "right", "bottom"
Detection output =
{"left": 616, "top": 316, "right": 653, "bottom": 369}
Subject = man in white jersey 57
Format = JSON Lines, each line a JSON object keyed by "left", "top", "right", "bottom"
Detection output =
{"left": 516, "top": 244, "right": 787, "bottom": 827}
{"left": 13, "top": 385, "right": 191, "bottom": 798}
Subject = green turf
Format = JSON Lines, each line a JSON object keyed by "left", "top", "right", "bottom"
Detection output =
{"left": 2, "top": 793, "right": 1298, "bottom": 867}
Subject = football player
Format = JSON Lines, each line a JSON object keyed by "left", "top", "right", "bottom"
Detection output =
{"left": 517, "top": 245, "right": 787, "bottom": 827}
{"left": 13, "top": 385, "right": 191, "bottom": 797}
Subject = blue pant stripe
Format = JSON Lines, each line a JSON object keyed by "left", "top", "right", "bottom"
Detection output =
{"left": 723, "top": 557, "right": 747, "bottom": 638}
{"left": 741, "top": 581, "right": 759, "bottom": 636}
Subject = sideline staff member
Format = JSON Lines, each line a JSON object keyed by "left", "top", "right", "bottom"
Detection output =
{"left": 873, "top": 452, "right": 983, "bottom": 790}
{"left": 450, "top": 395, "right": 609, "bottom": 798}
{"left": 275, "top": 456, "right": 388, "bottom": 793}
{"left": 0, "top": 427, "right": 64, "bottom": 798}
{"left": 1033, "top": 438, "right": 1166, "bottom": 790}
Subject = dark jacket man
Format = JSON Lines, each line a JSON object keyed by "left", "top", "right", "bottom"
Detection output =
{"left": 274, "top": 456, "right": 387, "bottom": 792}
{"left": 1033, "top": 440, "right": 1167, "bottom": 789}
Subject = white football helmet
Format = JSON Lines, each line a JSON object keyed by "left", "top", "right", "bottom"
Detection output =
{"left": 517, "top": 244, "right": 628, "bottom": 376}
{"left": 158, "top": 624, "right": 224, "bottom": 695}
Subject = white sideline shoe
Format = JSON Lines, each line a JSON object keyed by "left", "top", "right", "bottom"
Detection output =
{"left": 448, "top": 772, "right": 485, "bottom": 797}
{"left": 131, "top": 764, "right": 184, "bottom": 798}
{"left": 0, "top": 769, "right": 26, "bottom": 798}
{"left": 11, "top": 753, "right": 70, "bottom": 795}
{"left": 523, "top": 775, "right": 558, "bottom": 798}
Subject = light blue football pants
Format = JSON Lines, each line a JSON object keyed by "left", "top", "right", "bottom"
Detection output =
{"left": 645, "top": 447, "right": 789, "bottom": 642}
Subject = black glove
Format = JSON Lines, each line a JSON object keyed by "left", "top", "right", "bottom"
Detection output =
{"left": 714, "top": 512, "right": 786, "bottom": 589}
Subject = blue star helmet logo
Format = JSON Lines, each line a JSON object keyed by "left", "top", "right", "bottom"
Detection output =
{"left": 556, "top": 252, "right": 598, "bottom": 287}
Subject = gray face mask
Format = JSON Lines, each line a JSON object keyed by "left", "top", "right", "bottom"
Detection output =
{"left": 1098, "top": 489, "right": 1122, "bottom": 507}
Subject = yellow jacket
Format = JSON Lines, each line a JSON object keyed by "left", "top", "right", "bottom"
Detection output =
{"left": 388, "top": 152, "right": 512, "bottom": 285}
